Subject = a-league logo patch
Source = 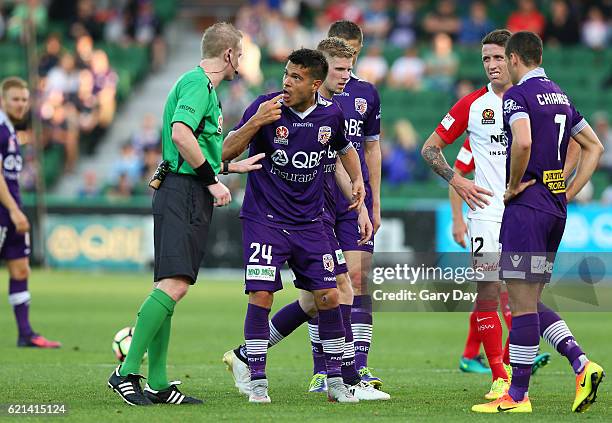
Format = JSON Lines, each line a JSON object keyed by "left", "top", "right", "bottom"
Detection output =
{"left": 323, "top": 254, "right": 335, "bottom": 273}
{"left": 274, "top": 126, "right": 289, "bottom": 145}
{"left": 355, "top": 97, "right": 367, "bottom": 115}
{"left": 318, "top": 126, "right": 332, "bottom": 145}
{"left": 217, "top": 114, "right": 223, "bottom": 134}
{"left": 481, "top": 108, "right": 495, "bottom": 125}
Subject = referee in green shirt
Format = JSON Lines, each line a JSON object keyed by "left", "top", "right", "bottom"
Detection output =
{"left": 108, "top": 22, "right": 268, "bottom": 406}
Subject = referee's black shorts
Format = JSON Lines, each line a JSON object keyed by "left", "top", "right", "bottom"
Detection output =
{"left": 152, "top": 173, "right": 214, "bottom": 284}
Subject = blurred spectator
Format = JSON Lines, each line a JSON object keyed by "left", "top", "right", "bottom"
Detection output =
{"left": 112, "top": 143, "right": 141, "bottom": 184}
{"left": 454, "top": 79, "right": 476, "bottom": 101}
{"left": 594, "top": 112, "right": 612, "bottom": 174}
{"left": 382, "top": 119, "right": 421, "bottom": 185}
{"left": 310, "top": 13, "right": 331, "bottom": 48}
{"left": 362, "top": 0, "right": 391, "bottom": 43}
{"left": 75, "top": 34, "right": 94, "bottom": 70}
{"left": 582, "top": 6, "right": 609, "bottom": 50}
{"left": 423, "top": 32, "right": 458, "bottom": 92}
{"left": 7, "top": 0, "right": 48, "bottom": 42}
{"left": 40, "top": 91, "right": 79, "bottom": 173}
{"left": 45, "top": 53, "right": 80, "bottom": 96}
{"left": 126, "top": 0, "right": 166, "bottom": 70}
{"left": 221, "top": 82, "right": 256, "bottom": 135}
{"left": 69, "top": 70, "right": 100, "bottom": 137}
{"left": 544, "top": 0, "right": 580, "bottom": 46}
{"left": 70, "top": 0, "right": 104, "bottom": 41}
{"left": 325, "top": 0, "right": 363, "bottom": 24}
{"left": 506, "top": 0, "right": 545, "bottom": 37}
{"left": 388, "top": 0, "right": 417, "bottom": 48}
{"left": 78, "top": 170, "right": 101, "bottom": 199}
{"left": 90, "top": 50, "right": 118, "bottom": 127}
{"left": 423, "top": 0, "right": 461, "bottom": 40}
{"left": 266, "top": 13, "right": 310, "bottom": 62}
{"left": 131, "top": 113, "right": 160, "bottom": 156}
{"left": 141, "top": 146, "right": 161, "bottom": 181}
{"left": 355, "top": 44, "right": 388, "bottom": 86}
{"left": 106, "top": 173, "right": 133, "bottom": 200}
{"left": 239, "top": 34, "right": 264, "bottom": 87}
{"left": 235, "top": 2, "right": 266, "bottom": 44}
{"left": 387, "top": 47, "right": 425, "bottom": 90}
{"left": 459, "top": 1, "right": 495, "bottom": 45}
{"left": 39, "top": 33, "right": 63, "bottom": 77}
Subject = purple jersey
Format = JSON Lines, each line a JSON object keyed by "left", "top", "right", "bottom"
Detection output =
{"left": 236, "top": 92, "right": 351, "bottom": 229}
{"left": 0, "top": 110, "right": 22, "bottom": 212}
{"left": 502, "top": 68, "right": 586, "bottom": 218}
{"left": 333, "top": 74, "right": 381, "bottom": 220}
{"left": 322, "top": 142, "right": 338, "bottom": 225}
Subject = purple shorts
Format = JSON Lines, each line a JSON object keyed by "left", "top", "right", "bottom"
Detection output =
{"left": 0, "top": 218, "right": 30, "bottom": 260}
{"left": 335, "top": 183, "right": 375, "bottom": 254}
{"left": 324, "top": 220, "right": 349, "bottom": 276}
{"left": 241, "top": 218, "right": 337, "bottom": 293}
{"left": 499, "top": 204, "right": 565, "bottom": 283}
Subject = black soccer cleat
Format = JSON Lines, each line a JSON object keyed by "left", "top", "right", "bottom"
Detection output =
{"left": 144, "top": 381, "right": 203, "bottom": 405}
{"left": 107, "top": 365, "right": 153, "bottom": 406}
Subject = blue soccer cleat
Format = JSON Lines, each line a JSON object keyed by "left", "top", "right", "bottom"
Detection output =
{"left": 531, "top": 352, "right": 551, "bottom": 375}
{"left": 459, "top": 354, "right": 491, "bottom": 374}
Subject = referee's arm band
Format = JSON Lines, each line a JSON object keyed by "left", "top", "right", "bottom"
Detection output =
{"left": 194, "top": 161, "right": 219, "bottom": 186}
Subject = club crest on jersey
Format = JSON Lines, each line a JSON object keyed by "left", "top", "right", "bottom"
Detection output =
{"left": 481, "top": 108, "right": 495, "bottom": 125}
{"left": 217, "top": 114, "right": 223, "bottom": 134}
{"left": 274, "top": 125, "right": 289, "bottom": 145}
{"left": 323, "top": 254, "right": 335, "bottom": 273}
{"left": 318, "top": 126, "right": 332, "bottom": 145}
{"left": 355, "top": 97, "right": 367, "bottom": 115}
{"left": 8, "top": 135, "right": 18, "bottom": 153}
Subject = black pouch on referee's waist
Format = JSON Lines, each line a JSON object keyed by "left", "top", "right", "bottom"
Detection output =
{"left": 149, "top": 160, "right": 170, "bottom": 190}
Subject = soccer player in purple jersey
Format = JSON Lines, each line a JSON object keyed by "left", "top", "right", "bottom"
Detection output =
{"left": 221, "top": 39, "right": 390, "bottom": 401}
{"left": 321, "top": 19, "right": 384, "bottom": 387}
{"left": 472, "top": 31, "right": 605, "bottom": 413}
{"left": 0, "top": 77, "right": 61, "bottom": 349}
{"left": 222, "top": 48, "right": 365, "bottom": 403}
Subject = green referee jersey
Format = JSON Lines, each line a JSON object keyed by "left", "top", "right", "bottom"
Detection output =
{"left": 161, "top": 66, "right": 223, "bottom": 175}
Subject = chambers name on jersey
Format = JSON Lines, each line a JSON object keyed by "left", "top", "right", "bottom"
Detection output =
{"left": 235, "top": 92, "right": 351, "bottom": 229}
{"left": 435, "top": 83, "right": 506, "bottom": 222}
{"left": 502, "top": 67, "right": 586, "bottom": 218}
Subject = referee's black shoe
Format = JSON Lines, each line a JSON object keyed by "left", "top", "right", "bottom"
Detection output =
{"left": 144, "top": 381, "right": 203, "bottom": 405}
{"left": 108, "top": 365, "right": 153, "bottom": 406}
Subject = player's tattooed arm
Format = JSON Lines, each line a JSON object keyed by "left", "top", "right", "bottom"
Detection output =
{"left": 421, "top": 132, "right": 492, "bottom": 210}
{"left": 421, "top": 144, "right": 455, "bottom": 182}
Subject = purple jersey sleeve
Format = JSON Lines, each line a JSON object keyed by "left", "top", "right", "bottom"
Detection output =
{"left": 503, "top": 88, "right": 529, "bottom": 127}
{"left": 363, "top": 86, "right": 381, "bottom": 140}
{"left": 569, "top": 103, "right": 587, "bottom": 136}
{"left": 330, "top": 109, "right": 351, "bottom": 153}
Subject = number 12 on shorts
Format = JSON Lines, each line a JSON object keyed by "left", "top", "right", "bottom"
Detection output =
{"left": 249, "top": 242, "right": 273, "bottom": 264}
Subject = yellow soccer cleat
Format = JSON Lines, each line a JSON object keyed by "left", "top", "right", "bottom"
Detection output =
{"left": 504, "top": 363, "right": 513, "bottom": 383}
{"left": 472, "top": 393, "right": 532, "bottom": 413}
{"left": 484, "top": 377, "right": 510, "bottom": 400}
{"left": 572, "top": 361, "right": 605, "bottom": 413}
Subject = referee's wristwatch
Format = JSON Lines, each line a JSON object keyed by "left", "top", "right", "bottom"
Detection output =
{"left": 221, "top": 160, "right": 230, "bottom": 175}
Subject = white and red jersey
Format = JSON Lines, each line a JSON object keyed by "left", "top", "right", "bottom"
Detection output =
{"left": 436, "top": 83, "right": 506, "bottom": 222}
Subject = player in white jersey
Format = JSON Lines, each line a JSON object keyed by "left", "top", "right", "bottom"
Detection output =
{"left": 422, "top": 29, "right": 514, "bottom": 400}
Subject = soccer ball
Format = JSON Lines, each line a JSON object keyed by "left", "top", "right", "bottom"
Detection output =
{"left": 112, "top": 326, "right": 146, "bottom": 362}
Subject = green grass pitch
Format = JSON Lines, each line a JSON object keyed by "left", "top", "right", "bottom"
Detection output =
{"left": 0, "top": 270, "right": 610, "bottom": 422}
